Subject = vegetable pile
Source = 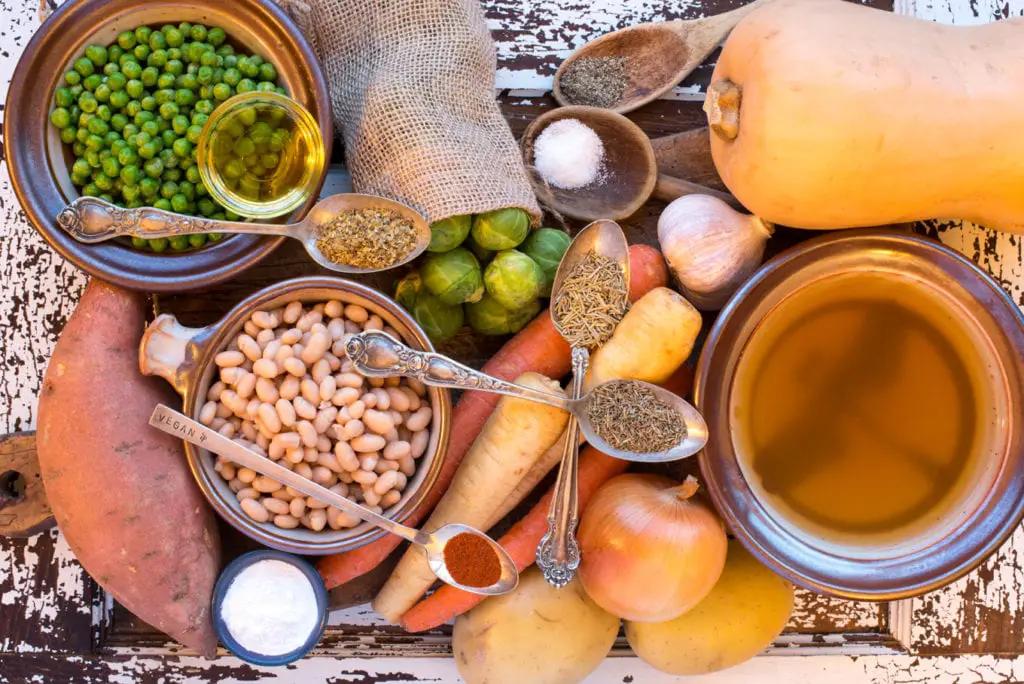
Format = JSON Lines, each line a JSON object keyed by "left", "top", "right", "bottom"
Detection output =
{"left": 395, "top": 208, "right": 571, "bottom": 340}
{"left": 48, "top": 23, "right": 284, "bottom": 251}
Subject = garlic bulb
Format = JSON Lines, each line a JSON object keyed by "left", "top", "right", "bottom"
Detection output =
{"left": 657, "top": 195, "right": 773, "bottom": 310}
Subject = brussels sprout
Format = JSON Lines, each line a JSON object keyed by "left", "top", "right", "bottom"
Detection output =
{"left": 484, "top": 249, "right": 543, "bottom": 311}
{"left": 428, "top": 214, "right": 472, "bottom": 253}
{"left": 471, "top": 208, "right": 530, "bottom": 251}
{"left": 466, "top": 294, "right": 541, "bottom": 336}
{"left": 394, "top": 271, "right": 423, "bottom": 311}
{"left": 465, "top": 232, "right": 494, "bottom": 263}
{"left": 421, "top": 247, "right": 484, "bottom": 306}
{"left": 521, "top": 228, "right": 571, "bottom": 297}
{"left": 395, "top": 271, "right": 464, "bottom": 341}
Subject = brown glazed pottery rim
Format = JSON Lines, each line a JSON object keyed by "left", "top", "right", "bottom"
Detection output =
{"left": 139, "top": 276, "right": 452, "bottom": 555}
{"left": 5, "top": 0, "right": 332, "bottom": 293}
{"left": 695, "top": 229, "right": 1024, "bottom": 600}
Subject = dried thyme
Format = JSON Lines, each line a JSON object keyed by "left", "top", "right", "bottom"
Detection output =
{"left": 587, "top": 380, "right": 686, "bottom": 453}
{"left": 316, "top": 208, "right": 417, "bottom": 269}
{"left": 552, "top": 251, "right": 628, "bottom": 348}
{"left": 559, "top": 56, "right": 629, "bottom": 109}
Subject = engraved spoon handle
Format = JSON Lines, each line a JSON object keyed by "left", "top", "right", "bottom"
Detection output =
{"left": 536, "top": 346, "right": 586, "bottom": 588}
{"left": 345, "top": 331, "right": 571, "bottom": 410}
{"left": 148, "top": 404, "right": 430, "bottom": 546}
{"left": 57, "top": 196, "right": 291, "bottom": 243}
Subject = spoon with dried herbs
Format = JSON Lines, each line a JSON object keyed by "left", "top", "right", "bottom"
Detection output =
{"left": 345, "top": 330, "right": 709, "bottom": 464}
{"left": 57, "top": 193, "right": 431, "bottom": 274}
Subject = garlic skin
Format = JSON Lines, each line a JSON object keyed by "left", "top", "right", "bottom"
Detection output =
{"left": 657, "top": 194, "right": 773, "bottom": 310}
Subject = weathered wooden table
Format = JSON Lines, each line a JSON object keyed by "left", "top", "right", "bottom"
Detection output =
{"left": 3, "top": 0, "right": 1024, "bottom": 681}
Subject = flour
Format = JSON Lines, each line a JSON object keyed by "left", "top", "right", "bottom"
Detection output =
{"left": 533, "top": 118, "right": 605, "bottom": 190}
{"left": 220, "top": 559, "right": 320, "bottom": 656}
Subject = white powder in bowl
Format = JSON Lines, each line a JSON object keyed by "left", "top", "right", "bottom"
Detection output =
{"left": 220, "top": 559, "right": 321, "bottom": 657}
{"left": 533, "top": 118, "right": 605, "bottom": 190}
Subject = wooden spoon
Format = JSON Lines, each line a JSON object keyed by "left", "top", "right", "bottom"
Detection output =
{"left": 553, "top": 0, "right": 773, "bottom": 114}
{"left": 521, "top": 106, "right": 740, "bottom": 222}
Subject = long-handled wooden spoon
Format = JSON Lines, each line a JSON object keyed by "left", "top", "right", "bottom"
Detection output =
{"left": 553, "top": 0, "right": 773, "bottom": 114}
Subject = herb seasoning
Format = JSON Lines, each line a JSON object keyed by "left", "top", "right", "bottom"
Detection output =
{"left": 587, "top": 379, "right": 687, "bottom": 453}
{"left": 443, "top": 532, "right": 502, "bottom": 588}
{"left": 552, "top": 251, "right": 629, "bottom": 348}
{"left": 315, "top": 208, "right": 417, "bottom": 269}
{"left": 559, "top": 56, "right": 629, "bottom": 109}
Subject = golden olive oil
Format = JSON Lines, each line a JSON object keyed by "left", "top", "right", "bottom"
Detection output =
{"left": 732, "top": 272, "right": 987, "bottom": 541}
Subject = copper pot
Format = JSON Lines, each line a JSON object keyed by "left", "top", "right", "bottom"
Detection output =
{"left": 5, "top": 0, "right": 332, "bottom": 292}
{"left": 695, "top": 230, "right": 1024, "bottom": 599}
{"left": 138, "top": 277, "right": 451, "bottom": 555}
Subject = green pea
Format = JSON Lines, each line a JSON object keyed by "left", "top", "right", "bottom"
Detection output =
{"left": 162, "top": 167, "right": 182, "bottom": 182}
{"left": 194, "top": 197, "right": 214, "bottom": 215}
{"left": 117, "top": 31, "right": 137, "bottom": 50}
{"left": 149, "top": 31, "right": 167, "bottom": 51}
{"left": 170, "top": 115, "right": 189, "bottom": 135}
{"left": 213, "top": 83, "right": 231, "bottom": 101}
{"left": 83, "top": 148, "right": 101, "bottom": 167}
{"left": 249, "top": 54, "right": 264, "bottom": 67}
{"left": 109, "top": 90, "right": 130, "bottom": 109}
{"left": 75, "top": 127, "right": 90, "bottom": 144}
{"left": 148, "top": 50, "right": 167, "bottom": 69}
{"left": 79, "top": 92, "right": 98, "bottom": 112}
{"left": 171, "top": 192, "right": 188, "bottom": 211}
{"left": 84, "top": 45, "right": 108, "bottom": 66}
{"left": 194, "top": 99, "right": 214, "bottom": 115}
{"left": 222, "top": 157, "right": 245, "bottom": 179}
{"left": 134, "top": 26, "right": 152, "bottom": 44}
{"left": 156, "top": 73, "right": 176, "bottom": 89}
{"left": 134, "top": 113, "right": 155, "bottom": 130}
{"left": 200, "top": 51, "right": 221, "bottom": 67}
{"left": 119, "top": 52, "right": 138, "bottom": 67}
{"left": 223, "top": 209, "right": 240, "bottom": 221}
{"left": 83, "top": 74, "right": 103, "bottom": 91}
{"left": 207, "top": 27, "right": 226, "bottom": 46}
{"left": 177, "top": 179, "right": 195, "bottom": 200}
{"left": 218, "top": 69, "right": 241, "bottom": 89}
{"left": 103, "top": 130, "right": 120, "bottom": 145}
{"left": 231, "top": 137, "right": 255, "bottom": 158}
{"left": 138, "top": 177, "right": 158, "bottom": 197}
{"left": 86, "top": 117, "right": 109, "bottom": 136}
{"left": 165, "top": 28, "right": 184, "bottom": 48}
{"left": 212, "top": 67, "right": 225, "bottom": 84}
{"left": 71, "top": 158, "right": 91, "bottom": 177}
{"left": 119, "top": 163, "right": 140, "bottom": 186}
{"left": 237, "top": 173, "right": 260, "bottom": 197}
{"left": 186, "top": 124, "right": 204, "bottom": 144}
{"left": 50, "top": 107, "right": 72, "bottom": 129}
{"left": 134, "top": 44, "right": 151, "bottom": 62}
{"left": 140, "top": 120, "right": 160, "bottom": 137}
{"left": 111, "top": 113, "right": 129, "bottom": 132}
{"left": 167, "top": 48, "right": 182, "bottom": 62}
{"left": 93, "top": 83, "right": 111, "bottom": 102}
{"left": 191, "top": 112, "right": 209, "bottom": 128}
{"left": 130, "top": 236, "right": 148, "bottom": 250}
{"left": 197, "top": 65, "right": 214, "bottom": 85}
{"left": 166, "top": 235, "right": 187, "bottom": 250}
{"left": 123, "top": 79, "right": 142, "bottom": 99}
{"left": 223, "top": 55, "right": 238, "bottom": 69}
{"left": 72, "top": 141, "right": 87, "bottom": 157}
{"left": 236, "top": 78, "right": 255, "bottom": 94}
{"left": 149, "top": 237, "right": 169, "bottom": 252}
{"left": 97, "top": 193, "right": 116, "bottom": 204}
{"left": 159, "top": 180, "right": 179, "bottom": 199}
{"left": 238, "top": 108, "right": 258, "bottom": 127}
{"left": 260, "top": 152, "right": 280, "bottom": 169}
{"left": 174, "top": 89, "right": 195, "bottom": 107}
{"left": 190, "top": 25, "right": 208, "bottom": 42}
{"left": 95, "top": 104, "right": 112, "bottom": 122}
{"left": 134, "top": 130, "right": 152, "bottom": 145}
{"left": 159, "top": 101, "right": 179, "bottom": 120}
{"left": 162, "top": 129, "right": 177, "bottom": 147}
{"left": 256, "top": 81, "right": 275, "bottom": 93}
{"left": 122, "top": 61, "right": 143, "bottom": 81}
{"left": 141, "top": 66, "right": 159, "bottom": 87}
{"left": 65, "top": 70, "right": 82, "bottom": 86}
{"left": 143, "top": 158, "right": 164, "bottom": 178}
{"left": 187, "top": 42, "right": 208, "bottom": 64}
{"left": 178, "top": 22, "right": 193, "bottom": 35}
{"left": 122, "top": 123, "right": 139, "bottom": 139}
{"left": 109, "top": 43, "right": 125, "bottom": 60}
{"left": 138, "top": 139, "right": 161, "bottom": 159}
{"left": 179, "top": 73, "right": 198, "bottom": 90}
{"left": 164, "top": 59, "right": 184, "bottom": 76}
{"left": 103, "top": 62, "right": 120, "bottom": 76}
{"left": 60, "top": 127, "right": 78, "bottom": 144}
{"left": 269, "top": 128, "right": 290, "bottom": 152}
{"left": 170, "top": 137, "right": 192, "bottom": 157}
{"left": 55, "top": 87, "right": 74, "bottom": 108}
{"left": 101, "top": 156, "right": 121, "bottom": 178}
{"left": 187, "top": 233, "right": 207, "bottom": 248}
{"left": 140, "top": 96, "right": 157, "bottom": 112}
{"left": 186, "top": 165, "right": 203, "bottom": 185}
{"left": 258, "top": 63, "right": 277, "bottom": 82}
{"left": 93, "top": 172, "right": 114, "bottom": 191}
{"left": 118, "top": 146, "right": 139, "bottom": 166}
{"left": 199, "top": 85, "right": 213, "bottom": 100}
{"left": 106, "top": 72, "right": 127, "bottom": 92}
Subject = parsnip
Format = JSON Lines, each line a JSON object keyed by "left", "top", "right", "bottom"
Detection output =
{"left": 373, "top": 372, "right": 569, "bottom": 622}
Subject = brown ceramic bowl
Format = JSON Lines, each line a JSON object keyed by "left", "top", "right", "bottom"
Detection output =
{"left": 5, "top": 0, "right": 332, "bottom": 292}
{"left": 695, "top": 230, "right": 1024, "bottom": 600}
{"left": 138, "top": 277, "right": 451, "bottom": 555}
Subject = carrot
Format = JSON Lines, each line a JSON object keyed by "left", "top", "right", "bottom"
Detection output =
{"left": 317, "top": 245, "right": 669, "bottom": 590}
{"left": 400, "top": 365, "right": 696, "bottom": 633}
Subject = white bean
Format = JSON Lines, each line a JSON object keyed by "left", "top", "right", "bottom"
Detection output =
{"left": 292, "top": 420, "right": 316, "bottom": 448}
{"left": 293, "top": 396, "right": 317, "bottom": 421}
{"left": 407, "top": 378, "right": 427, "bottom": 396}
{"left": 283, "top": 300, "right": 304, "bottom": 324}
{"left": 376, "top": 459, "right": 399, "bottom": 473}
{"left": 236, "top": 487, "right": 259, "bottom": 502}
{"left": 324, "top": 352, "right": 342, "bottom": 372}
{"left": 411, "top": 429, "right": 430, "bottom": 458}
{"left": 274, "top": 514, "right": 300, "bottom": 529}
{"left": 313, "top": 407, "right": 339, "bottom": 434}
{"left": 241, "top": 421, "right": 258, "bottom": 442}
{"left": 241, "top": 498, "right": 270, "bottom": 522}
{"left": 307, "top": 509, "right": 327, "bottom": 532}
{"left": 251, "top": 310, "right": 280, "bottom": 329}
{"left": 263, "top": 498, "right": 290, "bottom": 515}
{"left": 337, "top": 372, "right": 364, "bottom": 389}
{"left": 371, "top": 388, "right": 391, "bottom": 410}
{"left": 324, "top": 300, "right": 343, "bottom": 318}
{"left": 328, "top": 507, "right": 360, "bottom": 530}
{"left": 228, "top": 477, "right": 245, "bottom": 493}
{"left": 381, "top": 490, "right": 402, "bottom": 509}
{"left": 359, "top": 453, "right": 379, "bottom": 472}
{"left": 362, "top": 488, "right": 382, "bottom": 507}
{"left": 400, "top": 386, "right": 421, "bottom": 411}
{"left": 217, "top": 422, "right": 237, "bottom": 438}
{"left": 275, "top": 399, "right": 297, "bottom": 427}
{"left": 252, "top": 358, "right": 279, "bottom": 379}
{"left": 362, "top": 409, "right": 394, "bottom": 435}
{"left": 406, "top": 406, "right": 432, "bottom": 432}
{"left": 271, "top": 488, "right": 294, "bottom": 501}
{"left": 348, "top": 399, "right": 366, "bottom": 421}
{"left": 352, "top": 469, "right": 377, "bottom": 485}
{"left": 285, "top": 448, "right": 304, "bottom": 465}
{"left": 235, "top": 372, "right": 257, "bottom": 399}
{"left": 305, "top": 495, "right": 329, "bottom": 510}
{"left": 220, "top": 367, "right": 245, "bottom": 385}
{"left": 383, "top": 440, "right": 411, "bottom": 461}
{"left": 395, "top": 472, "right": 408, "bottom": 490}
{"left": 332, "top": 387, "right": 360, "bottom": 407}
{"left": 399, "top": 455, "right": 416, "bottom": 476}
{"left": 335, "top": 442, "right": 360, "bottom": 471}
{"left": 312, "top": 466, "right": 334, "bottom": 485}
{"left": 262, "top": 340, "right": 282, "bottom": 363}
{"left": 327, "top": 318, "right": 346, "bottom": 340}
{"left": 343, "top": 419, "right": 366, "bottom": 440}
{"left": 256, "top": 328, "right": 276, "bottom": 346}
{"left": 301, "top": 332, "right": 330, "bottom": 365}
{"left": 344, "top": 304, "right": 369, "bottom": 323}
{"left": 374, "top": 471, "right": 399, "bottom": 495}
{"left": 199, "top": 401, "right": 217, "bottom": 426}
{"left": 258, "top": 403, "right": 282, "bottom": 433}
{"left": 281, "top": 328, "right": 303, "bottom": 345}
{"left": 245, "top": 399, "right": 260, "bottom": 421}
{"left": 319, "top": 376, "right": 337, "bottom": 402}
{"left": 279, "top": 375, "right": 300, "bottom": 401}
{"left": 352, "top": 433, "right": 385, "bottom": 453}
{"left": 243, "top": 320, "right": 260, "bottom": 338}
{"left": 363, "top": 314, "right": 384, "bottom": 331}
{"left": 253, "top": 476, "right": 284, "bottom": 493}
{"left": 316, "top": 434, "right": 332, "bottom": 453}
{"left": 255, "top": 377, "right": 279, "bottom": 403}
{"left": 207, "top": 381, "right": 226, "bottom": 402}
{"left": 272, "top": 432, "right": 301, "bottom": 451}
{"left": 289, "top": 497, "right": 307, "bottom": 519}
{"left": 283, "top": 357, "right": 306, "bottom": 377}
{"left": 216, "top": 350, "right": 245, "bottom": 368}
{"left": 318, "top": 452, "right": 343, "bottom": 473}
{"left": 386, "top": 387, "right": 411, "bottom": 412}
{"left": 368, "top": 376, "right": 386, "bottom": 388}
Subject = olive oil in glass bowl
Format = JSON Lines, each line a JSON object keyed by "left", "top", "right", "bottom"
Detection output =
{"left": 197, "top": 91, "right": 325, "bottom": 219}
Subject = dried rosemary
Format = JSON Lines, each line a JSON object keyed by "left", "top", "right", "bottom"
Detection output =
{"left": 315, "top": 208, "right": 417, "bottom": 269}
{"left": 587, "top": 380, "right": 686, "bottom": 453}
{"left": 552, "top": 251, "right": 628, "bottom": 348}
{"left": 559, "top": 56, "right": 629, "bottom": 109}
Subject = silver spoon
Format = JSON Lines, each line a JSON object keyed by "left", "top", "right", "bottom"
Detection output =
{"left": 538, "top": 220, "right": 630, "bottom": 588}
{"left": 55, "top": 193, "right": 431, "bottom": 275}
{"left": 345, "top": 330, "right": 708, "bottom": 464}
{"left": 149, "top": 404, "right": 518, "bottom": 596}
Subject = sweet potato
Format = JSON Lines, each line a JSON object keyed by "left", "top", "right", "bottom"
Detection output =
{"left": 36, "top": 279, "right": 220, "bottom": 657}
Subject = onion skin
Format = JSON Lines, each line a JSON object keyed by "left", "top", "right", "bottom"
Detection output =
{"left": 577, "top": 473, "right": 727, "bottom": 622}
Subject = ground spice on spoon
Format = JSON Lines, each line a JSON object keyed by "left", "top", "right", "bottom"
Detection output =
{"left": 552, "top": 251, "right": 629, "bottom": 348}
{"left": 443, "top": 532, "right": 503, "bottom": 588}
{"left": 587, "top": 379, "right": 687, "bottom": 453}
{"left": 560, "top": 56, "right": 630, "bottom": 109}
{"left": 315, "top": 207, "right": 417, "bottom": 269}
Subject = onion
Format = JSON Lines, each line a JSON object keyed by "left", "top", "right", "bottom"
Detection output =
{"left": 577, "top": 473, "right": 727, "bottom": 622}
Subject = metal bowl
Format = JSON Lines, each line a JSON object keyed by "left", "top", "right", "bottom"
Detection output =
{"left": 138, "top": 277, "right": 452, "bottom": 555}
{"left": 695, "top": 230, "right": 1024, "bottom": 600}
{"left": 5, "top": 0, "right": 332, "bottom": 292}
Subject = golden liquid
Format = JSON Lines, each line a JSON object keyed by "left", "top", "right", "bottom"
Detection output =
{"left": 732, "top": 272, "right": 986, "bottom": 540}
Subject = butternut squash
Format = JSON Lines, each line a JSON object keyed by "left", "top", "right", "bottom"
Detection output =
{"left": 705, "top": 0, "right": 1024, "bottom": 232}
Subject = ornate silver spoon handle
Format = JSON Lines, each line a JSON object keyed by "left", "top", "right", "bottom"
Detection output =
{"left": 56, "top": 196, "right": 287, "bottom": 243}
{"left": 536, "top": 346, "right": 586, "bottom": 588}
{"left": 345, "top": 331, "right": 570, "bottom": 410}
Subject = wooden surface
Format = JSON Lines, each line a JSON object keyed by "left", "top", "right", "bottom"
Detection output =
{"left": 3, "top": 0, "right": 1024, "bottom": 681}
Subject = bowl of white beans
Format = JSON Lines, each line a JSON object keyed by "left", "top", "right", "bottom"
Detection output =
{"left": 139, "top": 276, "right": 451, "bottom": 554}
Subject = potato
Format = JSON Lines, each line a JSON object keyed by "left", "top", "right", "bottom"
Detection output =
{"left": 37, "top": 280, "right": 220, "bottom": 657}
{"left": 626, "top": 540, "right": 794, "bottom": 675}
{"left": 586, "top": 287, "right": 701, "bottom": 389}
{"left": 453, "top": 567, "right": 619, "bottom": 684}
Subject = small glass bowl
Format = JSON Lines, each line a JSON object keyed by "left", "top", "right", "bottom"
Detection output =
{"left": 212, "top": 550, "right": 328, "bottom": 666}
{"left": 197, "top": 91, "right": 325, "bottom": 220}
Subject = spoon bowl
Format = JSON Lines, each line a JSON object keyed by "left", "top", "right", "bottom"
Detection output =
{"left": 552, "top": 0, "right": 773, "bottom": 114}
{"left": 57, "top": 193, "right": 432, "bottom": 275}
{"left": 550, "top": 218, "right": 631, "bottom": 306}
{"left": 149, "top": 405, "right": 519, "bottom": 596}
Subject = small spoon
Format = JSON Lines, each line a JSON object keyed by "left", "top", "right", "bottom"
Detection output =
{"left": 521, "top": 106, "right": 742, "bottom": 222}
{"left": 552, "top": 0, "right": 773, "bottom": 114}
{"left": 344, "top": 330, "right": 709, "bottom": 464}
{"left": 55, "top": 193, "right": 431, "bottom": 274}
{"left": 148, "top": 404, "right": 518, "bottom": 596}
{"left": 538, "top": 219, "right": 629, "bottom": 588}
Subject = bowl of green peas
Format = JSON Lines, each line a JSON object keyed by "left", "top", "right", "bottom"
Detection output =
{"left": 6, "top": 0, "right": 332, "bottom": 292}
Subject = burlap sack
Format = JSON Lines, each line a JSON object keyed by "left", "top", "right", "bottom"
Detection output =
{"left": 280, "top": 0, "right": 541, "bottom": 225}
